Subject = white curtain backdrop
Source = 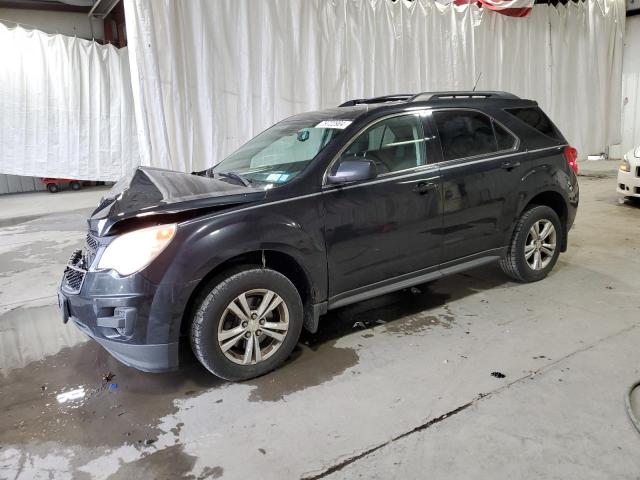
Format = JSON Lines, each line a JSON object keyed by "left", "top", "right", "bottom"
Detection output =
{"left": 124, "top": 0, "right": 625, "bottom": 173}
{"left": 0, "top": 22, "right": 139, "bottom": 181}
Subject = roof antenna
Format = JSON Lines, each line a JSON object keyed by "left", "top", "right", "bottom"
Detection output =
{"left": 472, "top": 72, "right": 482, "bottom": 92}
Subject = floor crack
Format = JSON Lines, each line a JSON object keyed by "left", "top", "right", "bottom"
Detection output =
{"left": 301, "top": 322, "right": 639, "bottom": 480}
{"left": 300, "top": 400, "right": 474, "bottom": 480}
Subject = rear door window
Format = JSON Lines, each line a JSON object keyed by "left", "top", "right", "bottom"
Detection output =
{"left": 433, "top": 110, "right": 497, "bottom": 161}
{"left": 504, "top": 107, "right": 563, "bottom": 141}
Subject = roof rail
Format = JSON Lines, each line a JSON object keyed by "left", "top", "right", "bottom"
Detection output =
{"left": 339, "top": 94, "right": 413, "bottom": 107}
{"left": 408, "top": 91, "right": 520, "bottom": 102}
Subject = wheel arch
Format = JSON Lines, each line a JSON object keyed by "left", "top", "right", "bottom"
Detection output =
{"left": 179, "top": 249, "right": 316, "bottom": 337}
{"left": 513, "top": 189, "right": 569, "bottom": 251}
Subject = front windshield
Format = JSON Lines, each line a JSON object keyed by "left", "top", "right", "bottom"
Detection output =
{"left": 210, "top": 118, "right": 345, "bottom": 186}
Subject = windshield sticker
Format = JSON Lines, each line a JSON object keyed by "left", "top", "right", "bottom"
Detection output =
{"left": 266, "top": 173, "right": 290, "bottom": 183}
{"left": 315, "top": 120, "right": 352, "bottom": 130}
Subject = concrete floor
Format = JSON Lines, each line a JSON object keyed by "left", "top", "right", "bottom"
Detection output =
{"left": 1, "top": 169, "right": 639, "bottom": 479}
{"left": 0, "top": 186, "right": 108, "bottom": 228}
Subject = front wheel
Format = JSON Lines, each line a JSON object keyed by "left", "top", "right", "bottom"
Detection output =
{"left": 190, "top": 268, "right": 303, "bottom": 381}
{"left": 500, "top": 205, "right": 562, "bottom": 282}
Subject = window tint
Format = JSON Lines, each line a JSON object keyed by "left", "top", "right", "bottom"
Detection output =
{"left": 341, "top": 114, "right": 426, "bottom": 173}
{"left": 433, "top": 110, "right": 497, "bottom": 161}
{"left": 494, "top": 121, "right": 517, "bottom": 150}
{"left": 505, "top": 107, "right": 563, "bottom": 141}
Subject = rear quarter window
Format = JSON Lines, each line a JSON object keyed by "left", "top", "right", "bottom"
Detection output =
{"left": 505, "top": 107, "right": 563, "bottom": 142}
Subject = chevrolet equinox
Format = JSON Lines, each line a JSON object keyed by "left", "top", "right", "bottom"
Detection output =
{"left": 58, "top": 91, "right": 579, "bottom": 380}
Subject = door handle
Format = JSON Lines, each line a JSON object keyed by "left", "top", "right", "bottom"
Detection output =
{"left": 501, "top": 160, "right": 521, "bottom": 170}
{"left": 413, "top": 181, "right": 437, "bottom": 194}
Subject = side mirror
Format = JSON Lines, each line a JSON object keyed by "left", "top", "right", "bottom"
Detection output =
{"left": 326, "top": 159, "right": 377, "bottom": 185}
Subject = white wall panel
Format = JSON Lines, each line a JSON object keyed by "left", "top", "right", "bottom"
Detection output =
{"left": 0, "top": 174, "right": 44, "bottom": 195}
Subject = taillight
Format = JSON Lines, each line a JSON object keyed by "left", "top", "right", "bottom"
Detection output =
{"left": 564, "top": 146, "right": 578, "bottom": 174}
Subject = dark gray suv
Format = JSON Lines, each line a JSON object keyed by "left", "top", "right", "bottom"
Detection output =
{"left": 58, "top": 91, "right": 579, "bottom": 380}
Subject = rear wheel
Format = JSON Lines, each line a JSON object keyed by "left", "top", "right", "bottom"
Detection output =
{"left": 190, "top": 268, "right": 303, "bottom": 381}
{"left": 70, "top": 181, "right": 82, "bottom": 190}
{"left": 46, "top": 183, "right": 58, "bottom": 193}
{"left": 500, "top": 205, "right": 562, "bottom": 282}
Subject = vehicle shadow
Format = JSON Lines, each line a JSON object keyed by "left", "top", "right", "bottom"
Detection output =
{"left": 303, "top": 264, "right": 508, "bottom": 347}
{"left": 618, "top": 196, "right": 640, "bottom": 209}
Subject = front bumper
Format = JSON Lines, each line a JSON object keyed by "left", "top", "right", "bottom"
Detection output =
{"left": 73, "top": 315, "right": 178, "bottom": 372}
{"left": 617, "top": 169, "right": 640, "bottom": 198}
{"left": 58, "top": 248, "right": 181, "bottom": 373}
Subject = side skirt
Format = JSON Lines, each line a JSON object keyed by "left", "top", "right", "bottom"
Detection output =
{"left": 325, "top": 247, "right": 506, "bottom": 312}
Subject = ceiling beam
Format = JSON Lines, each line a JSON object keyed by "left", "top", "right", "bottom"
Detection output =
{"left": 0, "top": 0, "right": 92, "bottom": 13}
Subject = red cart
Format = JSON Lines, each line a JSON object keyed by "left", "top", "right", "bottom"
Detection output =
{"left": 40, "top": 178, "right": 83, "bottom": 193}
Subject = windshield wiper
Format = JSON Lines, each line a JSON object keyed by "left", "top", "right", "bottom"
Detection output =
{"left": 214, "top": 171, "right": 251, "bottom": 187}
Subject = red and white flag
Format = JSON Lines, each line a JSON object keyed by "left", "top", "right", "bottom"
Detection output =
{"left": 446, "top": 0, "right": 535, "bottom": 17}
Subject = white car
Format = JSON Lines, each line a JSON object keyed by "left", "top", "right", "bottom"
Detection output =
{"left": 618, "top": 146, "right": 640, "bottom": 199}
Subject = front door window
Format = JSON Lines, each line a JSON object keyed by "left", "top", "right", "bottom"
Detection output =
{"left": 340, "top": 114, "right": 426, "bottom": 175}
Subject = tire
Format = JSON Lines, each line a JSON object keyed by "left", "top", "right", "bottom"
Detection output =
{"left": 500, "top": 205, "right": 562, "bottom": 283}
{"left": 70, "top": 181, "right": 82, "bottom": 190}
{"left": 47, "top": 183, "right": 58, "bottom": 193}
{"left": 190, "top": 267, "right": 303, "bottom": 381}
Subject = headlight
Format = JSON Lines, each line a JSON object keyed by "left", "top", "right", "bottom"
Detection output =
{"left": 97, "top": 224, "right": 177, "bottom": 276}
{"left": 620, "top": 158, "right": 631, "bottom": 173}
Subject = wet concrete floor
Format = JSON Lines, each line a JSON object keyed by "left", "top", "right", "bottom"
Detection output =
{"left": 1, "top": 176, "right": 640, "bottom": 479}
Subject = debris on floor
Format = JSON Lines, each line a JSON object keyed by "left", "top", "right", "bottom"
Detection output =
{"left": 491, "top": 371, "right": 506, "bottom": 379}
{"left": 102, "top": 372, "right": 115, "bottom": 382}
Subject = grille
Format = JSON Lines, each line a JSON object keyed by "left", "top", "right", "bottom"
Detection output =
{"left": 85, "top": 233, "right": 99, "bottom": 266}
{"left": 63, "top": 266, "right": 85, "bottom": 292}
{"left": 62, "top": 249, "right": 86, "bottom": 294}
{"left": 86, "top": 233, "right": 99, "bottom": 252}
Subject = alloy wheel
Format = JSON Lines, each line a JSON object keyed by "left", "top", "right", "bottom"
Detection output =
{"left": 524, "top": 219, "right": 557, "bottom": 271}
{"left": 217, "top": 289, "right": 290, "bottom": 365}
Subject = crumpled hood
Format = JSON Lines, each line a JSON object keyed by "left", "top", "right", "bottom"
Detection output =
{"left": 89, "top": 167, "right": 267, "bottom": 235}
